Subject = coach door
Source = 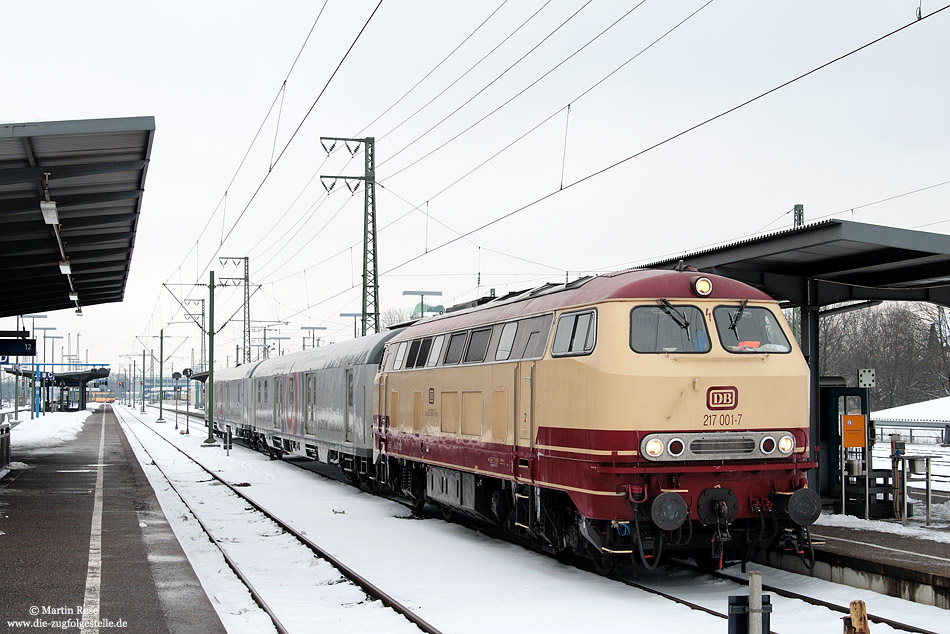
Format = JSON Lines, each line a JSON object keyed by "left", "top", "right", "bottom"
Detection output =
{"left": 514, "top": 360, "right": 536, "bottom": 482}
{"left": 274, "top": 376, "right": 283, "bottom": 430}
{"left": 344, "top": 368, "right": 355, "bottom": 444}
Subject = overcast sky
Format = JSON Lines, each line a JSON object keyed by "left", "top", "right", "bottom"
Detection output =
{"left": 2, "top": 0, "right": 948, "bottom": 375}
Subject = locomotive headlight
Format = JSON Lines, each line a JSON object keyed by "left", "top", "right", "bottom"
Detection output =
{"left": 644, "top": 438, "right": 664, "bottom": 458}
{"left": 667, "top": 438, "right": 685, "bottom": 457}
{"left": 778, "top": 434, "right": 795, "bottom": 455}
{"left": 694, "top": 277, "right": 713, "bottom": 296}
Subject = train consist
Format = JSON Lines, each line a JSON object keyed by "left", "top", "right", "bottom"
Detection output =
{"left": 212, "top": 268, "right": 820, "bottom": 569}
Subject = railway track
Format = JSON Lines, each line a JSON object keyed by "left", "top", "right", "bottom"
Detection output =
{"left": 624, "top": 562, "right": 943, "bottom": 634}
{"left": 135, "top": 404, "right": 942, "bottom": 633}
{"left": 115, "top": 405, "right": 440, "bottom": 634}
{"left": 703, "top": 567, "right": 941, "bottom": 634}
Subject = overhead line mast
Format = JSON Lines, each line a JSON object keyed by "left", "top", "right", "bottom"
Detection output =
{"left": 320, "top": 137, "right": 379, "bottom": 336}
{"left": 219, "top": 256, "right": 251, "bottom": 362}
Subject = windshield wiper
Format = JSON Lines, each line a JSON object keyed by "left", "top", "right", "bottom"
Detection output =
{"left": 729, "top": 300, "right": 749, "bottom": 339}
{"left": 658, "top": 299, "right": 691, "bottom": 342}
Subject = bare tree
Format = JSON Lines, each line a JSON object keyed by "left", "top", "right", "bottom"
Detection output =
{"left": 817, "top": 302, "right": 946, "bottom": 409}
{"left": 381, "top": 307, "right": 413, "bottom": 328}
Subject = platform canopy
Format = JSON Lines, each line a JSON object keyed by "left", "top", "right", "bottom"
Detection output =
{"left": 642, "top": 219, "right": 950, "bottom": 308}
{"left": 0, "top": 116, "right": 155, "bottom": 318}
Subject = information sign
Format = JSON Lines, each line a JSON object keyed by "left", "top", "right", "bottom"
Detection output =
{"left": 842, "top": 414, "right": 867, "bottom": 448}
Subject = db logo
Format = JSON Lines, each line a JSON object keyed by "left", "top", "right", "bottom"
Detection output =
{"left": 707, "top": 386, "right": 738, "bottom": 410}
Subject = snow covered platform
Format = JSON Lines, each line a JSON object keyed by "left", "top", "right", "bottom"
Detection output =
{"left": 754, "top": 508, "right": 950, "bottom": 608}
{"left": 0, "top": 406, "right": 226, "bottom": 633}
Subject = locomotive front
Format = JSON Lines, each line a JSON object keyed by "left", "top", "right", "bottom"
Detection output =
{"left": 536, "top": 270, "right": 819, "bottom": 568}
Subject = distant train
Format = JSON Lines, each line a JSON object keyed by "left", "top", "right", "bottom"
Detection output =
{"left": 212, "top": 268, "right": 820, "bottom": 570}
{"left": 90, "top": 391, "right": 116, "bottom": 403}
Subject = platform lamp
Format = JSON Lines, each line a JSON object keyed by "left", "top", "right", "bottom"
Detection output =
{"left": 33, "top": 326, "right": 56, "bottom": 416}
{"left": 300, "top": 326, "right": 327, "bottom": 350}
{"left": 402, "top": 290, "right": 442, "bottom": 318}
{"left": 172, "top": 371, "right": 182, "bottom": 430}
{"left": 141, "top": 349, "right": 146, "bottom": 414}
{"left": 270, "top": 336, "right": 290, "bottom": 356}
{"left": 22, "top": 314, "right": 48, "bottom": 419}
{"left": 182, "top": 368, "right": 193, "bottom": 435}
{"left": 340, "top": 313, "right": 362, "bottom": 339}
{"left": 47, "top": 335, "right": 63, "bottom": 413}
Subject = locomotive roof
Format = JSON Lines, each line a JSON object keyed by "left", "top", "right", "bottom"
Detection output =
{"left": 394, "top": 268, "right": 771, "bottom": 340}
{"left": 213, "top": 328, "right": 402, "bottom": 381}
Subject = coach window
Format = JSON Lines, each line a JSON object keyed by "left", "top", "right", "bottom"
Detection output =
{"left": 630, "top": 305, "right": 710, "bottom": 353}
{"left": 552, "top": 310, "right": 596, "bottom": 357}
{"left": 426, "top": 335, "right": 446, "bottom": 367}
{"left": 464, "top": 328, "right": 492, "bottom": 363}
{"left": 495, "top": 322, "right": 518, "bottom": 361}
{"left": 713, "top": 305, "right": 791, "bottom": 353}
{"left": 393, "top": 341, "right": 409, "bottom": 370}
{"left": 443, "top": 332, "right": 467, "bottom": 365}
{"left": 405, "top": 339, "right": 422, "bottom": 368}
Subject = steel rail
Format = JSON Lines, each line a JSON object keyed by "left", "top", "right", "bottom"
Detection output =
{"left": 118, "top": 405, "right": 443, "bottom": 634}
{"left": 115, "top": 407, "right": 291, "bottom": 634}
{"left": 145, "top": 404, "right": 942, "bottom": 634}
{"left": 696, "top": 563, "right": 941, "bottom": 634}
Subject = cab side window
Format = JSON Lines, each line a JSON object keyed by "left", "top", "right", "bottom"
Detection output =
{"left": 552, "top": 310, "right": 596, "bottom": 357}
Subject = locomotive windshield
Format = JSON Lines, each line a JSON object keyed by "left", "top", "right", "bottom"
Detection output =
{"left": 630, "top": 304, "right": 710, "bottom": 353}
{"left": 713, "top": 305, "right": 791, "bottom": 353}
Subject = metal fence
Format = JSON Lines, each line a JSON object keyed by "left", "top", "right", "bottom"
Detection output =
{"left": 874, "top": 420, "right": 950, "bottom": 445}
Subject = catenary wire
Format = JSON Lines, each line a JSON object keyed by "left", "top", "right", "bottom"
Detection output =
{"left": 193, "top": 0, "right": 385, "bottom": 285}
{"left": 376, "top": 4, "right": 950, "bottom": 278}
{"left": 383, "top": 0, "right": 648, "bottom": 178}
{"left": 375, "top": 1, "right": 553, "bottom": 146}
{"left": 164, "top": 1, "right": 330, "bottom": 284}
{"left": 380, "top": 1, "right": 593, "bottom": 167}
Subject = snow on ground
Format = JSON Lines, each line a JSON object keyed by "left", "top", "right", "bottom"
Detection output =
{"left": 118, "top": 410, "right": 420, "bottom": 634}
{"left": 113, "top": 405, "right": 722, "bottom": 634}
{"left": 9, "top": 407, "right": 93, "bottom": 450}
{"left": 718, "top": 562, "right": 950, "bottom": 633}
{"left": 8, "top": 404, "right": 947, "bottom": 633}
{"left": 816, "top": 507, "right": 950, "bottom": 540}
{"left": 113, "top": 405, "right": 949, "bottom": 634}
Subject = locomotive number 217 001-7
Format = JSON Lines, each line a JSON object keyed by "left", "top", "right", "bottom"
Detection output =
{"left": 702, "top": 413, "right": 743, "bottom": 427}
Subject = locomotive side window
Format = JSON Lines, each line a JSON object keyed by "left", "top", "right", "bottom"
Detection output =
{"left": 443, "top": 332, "right": 467, "bottom": 365}
{"left": 405, "top": 339, "right": 422, "bottom": 368}
{"left": 464, "top": 328, "right": 492, "bottom": 363}
{"left": 552, "top": 310, "right": 596, "bottom": 356}
{"left": 426, "top": 335, "right": 446, "bottom": 367}
{"left": 393, "top": 341, "right": 409, "bottom": 370}
{"left": 495, "top": 322, "right": 518, "bottom": 361}
{"left": 713, "top": 305, "right": 791, "bottom": 353}
{"left": 414, "top": 337, "right": 433, "bottom": 368}
{"left": 630, "top": 305, "right": 710, "bottom": 353}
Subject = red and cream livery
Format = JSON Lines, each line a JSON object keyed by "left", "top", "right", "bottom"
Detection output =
{"left": 374, "top": 268, "right": 818, "bottom": 568}
{"left": 212, "top": 268, "right": 820, "bottom": 569}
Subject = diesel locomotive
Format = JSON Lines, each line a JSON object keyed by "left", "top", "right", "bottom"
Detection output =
{"left": 212, "top": 268, "right": 820, "bottom": 570}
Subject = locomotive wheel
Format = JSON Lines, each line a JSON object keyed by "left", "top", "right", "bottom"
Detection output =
{"left": 591, "top": 551, "right": 620, "bottom": 577}
{"left": 692, "top": 551, "right": 723, "bottom": 572}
